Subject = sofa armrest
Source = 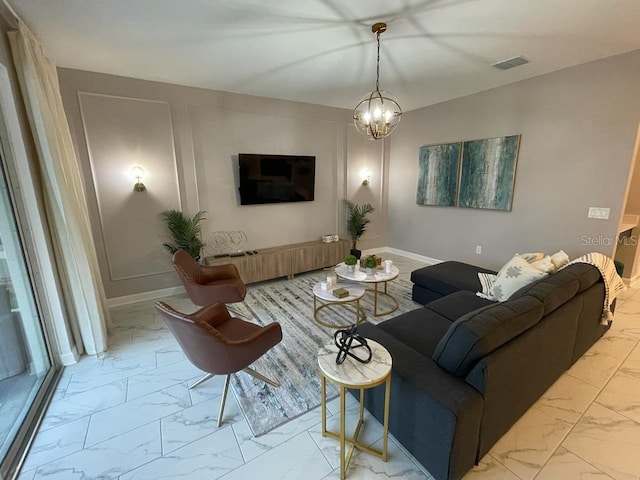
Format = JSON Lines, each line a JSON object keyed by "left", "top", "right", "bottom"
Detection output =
{"left": 357, "top": 322, "right": 482, "bottom": 480}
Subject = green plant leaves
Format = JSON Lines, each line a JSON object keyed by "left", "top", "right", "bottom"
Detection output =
{"left": 345, "top": 200, "right": 374, "bottom": 250}
{"left": 160, "top": 209, "right": 206, "bottom": 261}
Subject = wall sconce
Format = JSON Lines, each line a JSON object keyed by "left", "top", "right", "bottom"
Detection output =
{"left": 131, "top": 165, "right": 146, "bottom": 192}
{"left": 361, "top": 169, "right": 372, "bottom": 186}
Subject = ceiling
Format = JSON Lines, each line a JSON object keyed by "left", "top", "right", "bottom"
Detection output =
{"left": 12, "top": 0, "right": 640, "bottom": 111}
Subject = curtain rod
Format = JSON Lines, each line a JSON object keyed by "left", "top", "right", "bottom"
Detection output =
{"left": 2, "top": 0, "right": 20, "bottom": 28}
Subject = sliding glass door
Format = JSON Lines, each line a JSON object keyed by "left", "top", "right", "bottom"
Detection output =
{"left": 0, "top": 152, "right": 57, "bottom": 479}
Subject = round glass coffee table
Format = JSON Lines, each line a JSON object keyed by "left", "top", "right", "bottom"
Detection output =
{"left": 334, "top": 263, "right": 400, "bottom": 317}
{"left": 312, "top": 281, "right": 366, "bottom": 329}
{"left": 318, "top": 339, "right": 392, "bottom": 479}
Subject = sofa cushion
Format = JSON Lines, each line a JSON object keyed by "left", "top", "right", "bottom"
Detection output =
{"left": 560, "top": 263, "right": 602, "bottom": 293}
{"left": 432, "top": 296, "right": 544, "bottom": 377}
{"left": 426, "top": 290, "right": 496, "bottom": 322}
{"left": 378, "top": 307, "right": 453, "bottom": 358}
{"left": 411, "top": 261, "right": 497, "bottom": 297}
{"left": 510, "top": 273, "right": 580, "bottom": 316}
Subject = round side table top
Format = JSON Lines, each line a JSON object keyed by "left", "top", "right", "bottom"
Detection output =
{"left": 313, "top": 281, "right": 365, "bottom": 302}
{"left": 318, "top": 339, "right": 392, "bottom": 387}
{"left": 334, "top": 263, "right": 400, "bottom": 283}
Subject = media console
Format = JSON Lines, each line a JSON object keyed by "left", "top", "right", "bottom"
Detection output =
{"left": 204, "top": 239, "right": 350, "bottom": 284}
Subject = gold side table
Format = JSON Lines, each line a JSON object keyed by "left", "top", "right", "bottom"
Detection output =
{"left": 334, "top": 263, "right": 400, "bottom": 317}
{"left": 312, "top": 281, "right": 366, "bottom": 329}
{"left": 318, "top": 340, "right": 392, "bottom": 479}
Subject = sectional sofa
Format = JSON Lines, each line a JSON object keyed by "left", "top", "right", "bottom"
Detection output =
{"left": 357, "top": 261, "right": 610, "bottom": 480}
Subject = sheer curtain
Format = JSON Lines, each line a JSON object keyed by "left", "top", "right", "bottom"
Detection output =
{"left": 8, "top": 21, "right": 108, "bottom": 356}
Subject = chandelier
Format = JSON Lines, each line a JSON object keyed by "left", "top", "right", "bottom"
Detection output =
{"left": 353, "top": 22, "right": 402, "bottom": 140}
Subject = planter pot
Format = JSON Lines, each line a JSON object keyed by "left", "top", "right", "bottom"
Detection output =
{"left": 346, "top": 265, "right": 356, "bottom": 273}
{"left": 350, "top": 249, "right": 362, "bottom": 260}
{"left": 365, "top": 267, "right": 374, "bottom": 277}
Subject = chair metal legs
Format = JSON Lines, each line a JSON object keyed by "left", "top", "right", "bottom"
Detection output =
{"left": 242, "top": 367, "right": 280, "bottom": 387}
{"left": 189, "top": 369, "right": 280, "bottom": 428}
{"left": 188, "top": 373, "right": 214, "bottom": 389}
{"left": 217, "top": 375, "right": 231, "bottom": 428}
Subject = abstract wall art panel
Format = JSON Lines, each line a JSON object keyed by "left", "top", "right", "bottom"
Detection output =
{"left": 416, "top": 142, "right": 461, "bottom": 206}
{"left": 458, "top": 135, "right": 520, "bottom": 211}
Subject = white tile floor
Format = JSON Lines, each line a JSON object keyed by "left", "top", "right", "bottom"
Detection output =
{"left": 17, "top": 252, "right": 640, "bottom": 480}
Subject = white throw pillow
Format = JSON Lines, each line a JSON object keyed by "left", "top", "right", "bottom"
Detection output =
{"left": 476, "top": 272, "right": 498, "bottom": 300}
{"left": 530, "top": 256, "right": 555, "bottom": 273}
{"left": 550, "top": 250, "right": 570, "bottom": 270}
{"left": 517, "top": 252, "right": 544, "bottom": 263}
{"left": 487, "top": 255, "right": 549, "bottom": 302}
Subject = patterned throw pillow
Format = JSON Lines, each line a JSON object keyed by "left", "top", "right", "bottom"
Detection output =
{"left": 486, "top": 255, "right": 549, "bottom": 302}
{"left": 530, "top": 256, "right": 555, "bottom": 273}
{"left": 477, "top": 272, "right": 498, "bottom": 300}
{"left": 517, "top": 252, "right": 544, "bottom": 263}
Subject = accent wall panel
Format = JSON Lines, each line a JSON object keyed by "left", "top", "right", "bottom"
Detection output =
{"left": 189, "top": 105, "right": 339, "bottom": 251}
{"left": 78, "top": 93, "right": 180, "bottom": 281}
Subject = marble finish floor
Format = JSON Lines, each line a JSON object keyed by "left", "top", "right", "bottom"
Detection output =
{"left": 17, "top": 252, "right": 640, "bottom": 480}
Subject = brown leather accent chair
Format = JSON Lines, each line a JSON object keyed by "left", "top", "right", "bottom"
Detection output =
{"left": 155, "top": 301, "right": 282, "bottom": 427}
{"left": 172, "top": 248, "right": 248, "bottom": 316}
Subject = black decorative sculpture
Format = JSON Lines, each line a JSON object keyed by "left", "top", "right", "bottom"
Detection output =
{"left": 334, "top": 325, "right": 372, "bottom": 365}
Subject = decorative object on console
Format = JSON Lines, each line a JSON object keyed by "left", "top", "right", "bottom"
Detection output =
{"left": 160, "top": 209, "right": 206, "bottom": 261}
{"left": 416, "top": 135, "right": 521, "bottom": 211}
{"left": 130, "top": 165, "right": 146, "bottom": 192}
{"left": 345, "top": 200, "right": 374, "bottom": 259}
{"left": 333, "top": 325, "right": 372, "bottom": 365}
{"left": 321, "top": 234, "right": 340, "bottom": 243}
{"left": 207, "top": 231, "right": 248, "bottom": 255}
{"left": 352, "top": 22, "right": 402, "bottom": 140}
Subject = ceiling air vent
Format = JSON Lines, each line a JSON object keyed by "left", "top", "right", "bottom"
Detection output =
{"left": 492, "top": 56, "right": 529, "bottom": 70}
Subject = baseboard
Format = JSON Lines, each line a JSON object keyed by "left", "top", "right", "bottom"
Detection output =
{"left": 622, "top": 274, "right": 639, "bottom": 288}
{"left": 59, "top": 346, "right": 79, "bottom": 366}
{"left": 106, "top": 286, "right": 186, "bottom": 308}
{"left": 381, "top": 247, "right": 442, "bottom": 265}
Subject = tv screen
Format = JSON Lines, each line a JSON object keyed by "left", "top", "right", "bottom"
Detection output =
{"left": 238, "top": 154, "right": 315, "bottom": 205}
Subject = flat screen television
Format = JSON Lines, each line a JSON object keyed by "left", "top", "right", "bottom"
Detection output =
{"left": 238, "top": 154, "right": 315, "bottom": 205}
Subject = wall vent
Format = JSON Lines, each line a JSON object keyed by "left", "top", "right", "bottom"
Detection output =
{"left": 492, "top": 56, "right": 529, "bottom": 70}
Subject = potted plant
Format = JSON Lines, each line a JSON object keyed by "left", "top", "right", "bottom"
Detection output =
{"left": 362, "top": 254, "right": 378, "bottom": 277}
{"left": 345, "top": 200, "right": 374, "bottom": 259}
{"left": 160, "top": 209, "right": 206, "bottom": 261}
{"left": 344, "top": 254, "right": 357, "bottom": 272}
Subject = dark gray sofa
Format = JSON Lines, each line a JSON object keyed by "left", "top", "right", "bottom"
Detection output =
{"left": 357, "top": 261, "right": 610, "bottom": 480}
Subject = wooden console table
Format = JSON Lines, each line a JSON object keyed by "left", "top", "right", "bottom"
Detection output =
{"left": 205, "top": 239, "right": 350, "bottom": 284}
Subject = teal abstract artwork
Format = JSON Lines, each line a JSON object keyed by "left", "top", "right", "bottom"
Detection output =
{"left": 458, "top": 135, "right": 520, "bottom": 210}
{"left": 416, "top": 142, "right": 461, "bottom": 206}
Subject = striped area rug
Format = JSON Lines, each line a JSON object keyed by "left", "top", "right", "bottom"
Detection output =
{"left": 229, "top": 270, "right": 421, "bottom": 436}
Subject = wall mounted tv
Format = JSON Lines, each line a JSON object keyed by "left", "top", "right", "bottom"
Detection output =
{"left": 238, "top": 154, "right": 316, "bottom": 205}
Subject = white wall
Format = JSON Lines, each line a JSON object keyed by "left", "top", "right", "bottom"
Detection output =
{"left": 387, "top": 50, "right": 640, "bottom": 269}
{"left": 58, "top": 69, "right": 387, "bottom": 298}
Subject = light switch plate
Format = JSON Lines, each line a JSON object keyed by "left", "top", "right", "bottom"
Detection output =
{"left": 588, "top": 207, "right": 610, "bottom": 219}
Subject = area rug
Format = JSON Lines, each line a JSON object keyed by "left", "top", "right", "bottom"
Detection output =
{"left": 229, "top": 271, "right": 420, "bottom": 436}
